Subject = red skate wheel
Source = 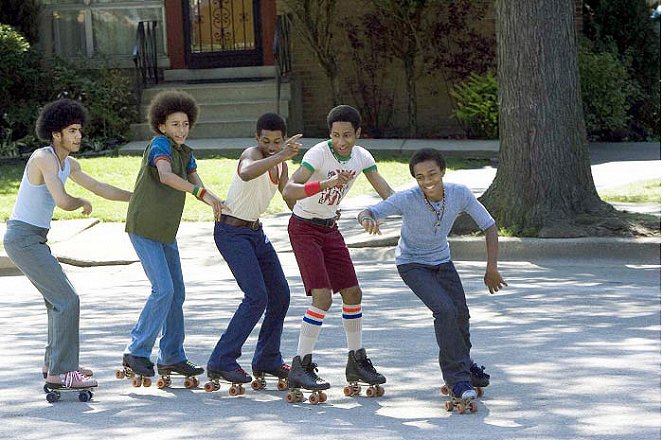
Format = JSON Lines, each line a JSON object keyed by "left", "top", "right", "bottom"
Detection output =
{"left": 131, "top": 377, "right": 141, "bottom": 387}
{"left": 343, "top": 386, "right": 353, "bottom": 396}
{"left": 156, "top": 378, "right": 167, "bottom": 389}
{"left": 277, "top": 380, "right": 288, "bottom": 391}
{"left": 308, "top": 393, "right": 320, "bottom": 405}
{"left": 115, "top": 370, "right": 125, "bottom": 380}
{"left": 204, "top": 381, "right": 215, "bottom": 392}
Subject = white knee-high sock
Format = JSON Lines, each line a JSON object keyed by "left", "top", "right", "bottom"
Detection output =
{"left": 342, "top": 303, "right": 363, "bottom": 352}
{"left": 297, "top": 306, "right": 326, "bottom": 357}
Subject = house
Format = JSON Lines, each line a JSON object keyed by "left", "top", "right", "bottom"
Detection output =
{"left": 37, "top": 0, "right": 583, "bottom": 140}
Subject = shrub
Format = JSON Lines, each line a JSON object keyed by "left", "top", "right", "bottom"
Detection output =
{"left": 577, "top": 41, "right": 638, "bottom": 138}
{"left": 450, "top": 71, "right": 498, "bottom": 139}
{"left": 0, "top": 0, "right": 41, "bottom": 44}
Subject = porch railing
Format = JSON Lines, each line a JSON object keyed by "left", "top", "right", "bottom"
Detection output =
{"left": 273, "top": 14, "right": 292, "bottom": 115}
{"left": 133, "top": 20, "right": 160, "bottom": 88}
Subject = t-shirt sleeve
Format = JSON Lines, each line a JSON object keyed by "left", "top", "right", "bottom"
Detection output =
{"left": 360, "top": 147, "right": 377, "bottom": 173}
{"left": 300, "top": 145, "right": 323, "bottom": 173}
{"left": 147, "top": 136, "right": 172, "bottom": 167}
{"left": 368, "top": 191, "right": 404, "bottom": 219}
{"left": 461, "top": 185, "right": 495, "bottom": 230}
{"left": 186, "top": 154, "right": 197, "bottom": 175}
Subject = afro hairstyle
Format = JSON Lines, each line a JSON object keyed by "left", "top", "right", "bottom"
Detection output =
{"left": 256, "top": 112, "right": 287, "bottom": 137}
{"left": 148, "top": 90, "right": 199, "bottom": 135}
{"left": 35, "top": 99, "right": 88, "bottom": 142}
{"left": 327, "top": 105, "right": 361, "bottom": 131}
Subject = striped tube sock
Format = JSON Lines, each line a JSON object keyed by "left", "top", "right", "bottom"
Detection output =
{"left": 342, "top": 303, "right": 363, "bottom": 352}
{"left": 297, "top": 306, "right": 326, "bottom": 357}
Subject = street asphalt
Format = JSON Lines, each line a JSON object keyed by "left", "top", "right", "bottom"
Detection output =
{"left": 0, "top": 140, "right": 659, "bottom": 439}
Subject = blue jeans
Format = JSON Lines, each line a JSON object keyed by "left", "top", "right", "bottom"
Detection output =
{"left": 397, "top": 261, "right": 471, "bottom": 385}
{"left": 208, "top": 223, "right": 290, "bottom": 372}
{"left": 126, "top": 233, "right": 186, "bottom": 365}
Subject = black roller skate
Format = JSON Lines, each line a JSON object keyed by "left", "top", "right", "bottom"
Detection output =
{"left": 116, "top": 354, "right": 155, "bottom": 387}
{"left": 285, "top": 354, "right": 329, "bottom": 404}
{"left": 156, "top": 360, "right": 204, "bottom": 389}
{"left": 343, "top": 348, "right": 386, "bottom": 398}
{"left": 444, "top": 381, "right": 478, "bottom": 414}
{"left": 204, "top": 367, "right": 251, "bottom": 396}
{"left": 252, "top": 363, "right": 290, "bottom": 391}
{"left": 470, "top": 362, "right": 489, "bottom": 397}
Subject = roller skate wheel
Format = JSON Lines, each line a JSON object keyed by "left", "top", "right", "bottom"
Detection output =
{"left": 277, "top": 379, "right": 288, "bottom": 391}
{"left": 192, "top": 377, "right": 199, "bottom": 387}
{"left": 440, "top": 384, "right": 449, "bottom": 395}
{"left": 46, "top": 392, "right": 59, "bottom": 403}
{"left": 285, "top": 392, "right": 296, "bottom": 403}
{"left": 366, "top": 386, "right": 376, "bottom": 398}
{"left": 376, "top": 385, "right": 385, "bottom": 397}
{"left": 343, "top": 385, "right": 353, "bottom": 396}
{"left": 142, "top": 377, "right": 152, "bottom": 387}
{"left": 469, "top": 401, "right": 478, "bottom": 413}
{"left": 43, "top": 384, "right": 50, "bottom": 393}
{"left": 131, "top": 377, "right": 142, "bottom": 387}
{"left": 183, "top": 377, "right": 196, "bottom": 389}
{"left": 156, "top": 377, "right": 168, "bottom": 389}
{"left": 308, "top": 393, "right": 320, "bottom": 405}
{"left": 444, "top": 400, "right": 454, "bottom": 412}
{"left": 203, "top": 381, "right": 216, "bottom": 392}
{"left": 115, "top": 370, "right": 125, "bottom": 380}
{"left": 229, "top": 385, "right": 240, "bottom": 396}
{"left": 251, "top": 379, "right": 264, "bottom": 391}
{"left": 78, "top": 391, "right": 91, "bottom": 402}
{"left": 319, "top": 392, "right": 328, "bottom": 403}
{"left": 456, "top": 403, "right": 466, "bottom": 414}
{"left": 239, "top": 385, "right": 246, "bottom": 395}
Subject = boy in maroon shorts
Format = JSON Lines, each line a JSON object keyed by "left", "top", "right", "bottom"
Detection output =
{"left": 282, "top": 105, "right": 394, "bottom": 395}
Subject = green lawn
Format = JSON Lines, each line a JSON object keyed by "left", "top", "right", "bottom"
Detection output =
{"left": 599, "top": 179, "right": 661, "bottom": 204}
{"left": 1, "top": 153, "right": 478, "bottom": 223}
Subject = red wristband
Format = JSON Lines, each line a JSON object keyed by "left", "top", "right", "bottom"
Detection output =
{"left": 198, "top": 188, "right": 207, "bottom": 199}
{"left": 304, "top": 181, "right": 323, "bottom": 196}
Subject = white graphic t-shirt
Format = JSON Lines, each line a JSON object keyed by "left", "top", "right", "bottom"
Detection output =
{"left": 293, "top": 140, "right": 377, "bottom": 219}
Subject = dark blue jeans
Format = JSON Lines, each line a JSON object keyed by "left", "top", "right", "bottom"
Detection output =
{"left": 208, "top": 222, "right": 290, "bottom": 372}
{"left": 397, "top": 261, "right": 471, "bottom": 385}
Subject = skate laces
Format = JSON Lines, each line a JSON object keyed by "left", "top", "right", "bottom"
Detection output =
{"left": 280, "top": 363, "right": 291, "bottom": 372}
{"left": 62, "top": 371, "right": 94, "bottom": 388}
{"left": 470, "top": 364, "right": 488, "bottom": 378}
{"left": 360, "top": 357, "right": 377, "bottom": 373}
{"left": 184, "top": 360, "right": 199, "bottom": 369}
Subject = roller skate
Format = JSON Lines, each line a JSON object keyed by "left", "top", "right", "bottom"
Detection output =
{"left": 156, "top": 360, "right": 204, "bottom": 389}
{"left": 251, "top": 363, "right": 290, "bottom": 391}
{"left": 42, "top": 366, "right": 93, "bottom": 392}
{"left": 470, "top": 362, "right": 489, "bottom": 397}
{"left": 115, "top": 354, "right": 155, "bottom": 387}
{"left": 44, "top": 371, "right": 97, "bottom": 403}
{"left": 443, "top": 381, "right": 478, "bottom": 414}
{"left": 343, "top": 348, "right": 386, "bottom": 398}
{"left": 204, "top": 367, "right": 251, "bottom": 396}
{"left": 285, "top": 354, "right": 329, "bottom": 405}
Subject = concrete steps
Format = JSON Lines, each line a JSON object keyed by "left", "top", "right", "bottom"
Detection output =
{"left": 131, "top": 68, "right": 291, "bottom": 140}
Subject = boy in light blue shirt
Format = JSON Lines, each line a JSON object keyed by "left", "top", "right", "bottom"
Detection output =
{"left": 357, "top": 148, "right": 507, "bottom": 404}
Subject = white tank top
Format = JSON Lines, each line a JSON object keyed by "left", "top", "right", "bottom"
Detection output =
{"left": 222, "top": 162, "right": 283, "bottom": 221}
{"left": 10, "top": 146, "right": 70, "bottom": 228}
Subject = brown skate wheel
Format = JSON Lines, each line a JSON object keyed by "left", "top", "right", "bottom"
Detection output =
{"left": 156, "top": 377, "right": 167, "bottom": 389}
{"left": 277, "top": 379, "right": 288, "bottom": 391}
{"left": 469, "top": 401, "right": 478, "bottom": 413}
{"left": 142, "top": 377, "right": 152, "bottom": 387}
{"left": 376, "top": 385, "right": 385, "bottom": 397}
{"left": 475, "top": 387, "right": 484, "bottom": 398}
{"left": 131, "top": 377, "right": 141, "bottom": 387}
{"left": 229, "top": 385, "right": 239, "bottom": 396}
{"left": 343, "top": 386, "right": 353, "bottom": 396}
{"left": 251, "top": 379, "right": 264, "bottom": 390}
{"left": 183, "top": 377, "right": 195, "bottom": 389}
{"left": 441, "top": 384, "right": 449, "bottom": 395}
{"left": 192, "top": 377, "right": 199, "bottom": 387}
{"left": 239, "top": 385, "right": 246, "bottom": 395}
{"left": 319, "top": 392, "right": 327, "bottom": 403}
{"left": 456, "top": 403, "right": 465, "bottom": 414}
{"left": 285, "top": 392, "right": 296, "bottom": 403}
{"left": 444, "top": 400, "right": 453, "bottom": 412}
{"left": 204, "top": 381, "right": 215, "bottom": 392}
{"left": 115, "top": 370, "right": 125, "bottom": 380}
{"left": 309, "top": 393, "right": 320, "bottom": 405}
{"left": 366, "top": 386, "right": 376, "bottom": 398}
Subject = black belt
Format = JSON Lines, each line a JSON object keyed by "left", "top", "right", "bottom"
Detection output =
{"left": 218, "top": 214, "right": 261, "bottom": 231}
{"left": 293, "top": 214, "right": 336, "bottom": 228}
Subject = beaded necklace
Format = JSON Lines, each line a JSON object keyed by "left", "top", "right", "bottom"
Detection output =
{"left": 423, "top": 185, "right": 445, "bottom": 233}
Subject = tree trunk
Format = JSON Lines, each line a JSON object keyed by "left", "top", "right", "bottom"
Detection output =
{"left": 403, "top": 52, "right": 417, "bottom": 137}
{"left": 480, "top": 0, "right": 613, "bottom": 237}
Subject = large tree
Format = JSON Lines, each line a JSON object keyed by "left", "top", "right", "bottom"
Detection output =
{"left": 479, "top": 0, "right": 618, "bottom": 237}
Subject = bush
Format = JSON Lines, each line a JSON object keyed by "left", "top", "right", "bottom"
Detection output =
{"left": 577, "top": 41, "right": 638, "bottom": 138}
{"left": 450, "top": 71, "right": 498, "bottom": 139}
{"left": 0, "top": 0, "right": 41, "bottom": 44}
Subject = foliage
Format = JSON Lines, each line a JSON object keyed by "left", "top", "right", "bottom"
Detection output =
{"left": 583, "top": 0, "right": 661, "bottom": 138}
{"left": 345, "top": 13, "right": 395, "bottom": 138}
{"left": 0, "top": 0, "right": 41, "bottom": 44}
{"left": 450, "top": 71, "right": 498, "bottom": 139}
{"left": 577, "top": 40, "right": 638, "bottom": 138}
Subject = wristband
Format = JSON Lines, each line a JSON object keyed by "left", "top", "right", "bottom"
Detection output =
{"left": 359, "top": 216, "right": 373, "bottom": 224}
{"left": 198, "top": 188, "right": 207, "bottom": 199}
{"left": 192, "top": 185, "right": 201, "bottom": 197}
{"left": 304, "top": 181, "right": 323, "bottom": 197}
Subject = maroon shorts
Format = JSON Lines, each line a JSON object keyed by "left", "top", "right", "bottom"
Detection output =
{"left": 288, "top": 215, "right": 359, "bottom": 295}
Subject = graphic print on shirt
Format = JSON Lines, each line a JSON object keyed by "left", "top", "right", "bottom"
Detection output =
{"left": 319, "top": 169, "right": 357, "bottom": 206}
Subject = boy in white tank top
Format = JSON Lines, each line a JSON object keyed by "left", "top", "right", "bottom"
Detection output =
{"left": 3, "top": 99, "right": 132, "bottom": 392}
{"left": 205, "top": 113, "right": 302, "bottom": 390}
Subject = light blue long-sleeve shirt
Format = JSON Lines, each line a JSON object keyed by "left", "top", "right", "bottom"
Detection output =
{"left": 368, "top": 182, "right": 495, "bottom": 266}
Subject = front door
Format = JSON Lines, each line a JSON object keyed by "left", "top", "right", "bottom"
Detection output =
{"left": 183, "top": 0, "right": 263, "bottom": 69}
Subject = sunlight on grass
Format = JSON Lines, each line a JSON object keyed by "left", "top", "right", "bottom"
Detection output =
{"left": 599, "top": 179, "right": 661, "bottom": 204}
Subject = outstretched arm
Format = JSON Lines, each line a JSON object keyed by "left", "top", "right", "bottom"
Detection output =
{"left": 68, "top": 157, "right": 132, "bottom": 202}
{"left": 483, "top": 225, "right": 507, "bottom": 294}
{"left": 282, "top": 166, "right": 353, "bottom": 202}
{"left": 357, "top": 208, "right": 382, "bottom": 235}
{"left": 238, "top": 134, "right": 302, "bottom": 181}
{"left": 364, "top": 169, "right": 394, "bottom": 200}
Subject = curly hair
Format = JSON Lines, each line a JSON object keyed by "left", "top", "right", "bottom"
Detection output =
{"left": 147, "top": 90, "right": 199, "bottom": 135}
{"left": 35, "top": 99, "right": 87, "bottom": 142}
{"left": 327, "top": 105, "right": 361, "bottom": 131}
{"left": 256, "top": 112, "right": 287, "bottom": 136}
{"left": 409, "top": 148, "right": 447, "bottom": 177}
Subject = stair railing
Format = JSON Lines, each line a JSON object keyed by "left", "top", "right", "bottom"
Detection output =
{"left": 273, "top": 14, "right": 292, "bottom": 115}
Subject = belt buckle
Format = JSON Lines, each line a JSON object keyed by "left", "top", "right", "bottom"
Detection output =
{"left": 250, "top": 220, "right": 260, "bottom": 231}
